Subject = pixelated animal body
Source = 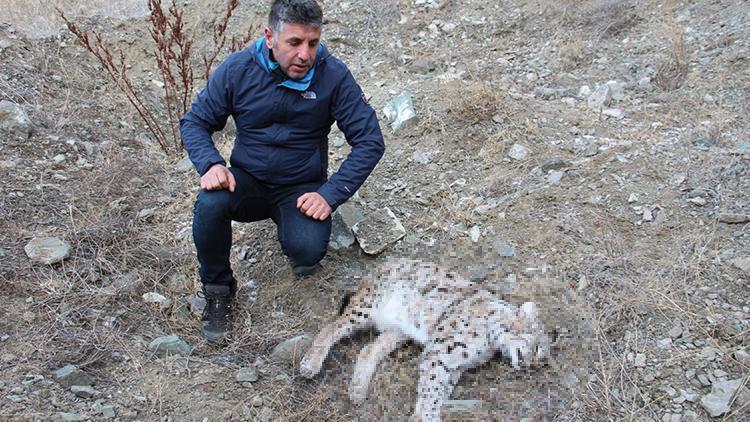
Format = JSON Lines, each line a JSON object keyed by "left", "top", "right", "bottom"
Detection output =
{"left": 299, "top": 258, "right": 552, "bottom": 421}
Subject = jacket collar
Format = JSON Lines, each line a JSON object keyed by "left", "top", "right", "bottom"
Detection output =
{"left": 254, "top": 38, "right": 327, "bottom": 91}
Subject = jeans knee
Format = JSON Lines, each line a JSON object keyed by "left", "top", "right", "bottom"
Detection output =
{"left": 285, "top": 236, "right": 328, "bottom": 266}
{"left": 194, "top": 189, "right": 232, "bottom": 218}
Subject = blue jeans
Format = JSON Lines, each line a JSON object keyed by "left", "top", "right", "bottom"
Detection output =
{"left": 192, "top": 167, "right": 331, "bottom": 286}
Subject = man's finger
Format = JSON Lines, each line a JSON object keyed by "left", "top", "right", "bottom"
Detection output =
{"left": 227, "top": 171, "right": 236, "bottom": 192}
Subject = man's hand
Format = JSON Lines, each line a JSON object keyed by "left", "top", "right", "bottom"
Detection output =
{"left": 297, "top": 192, "right": 332, "bottom": 221}
{"left": 200, "top": 164, "right": 236, "bottom": 192}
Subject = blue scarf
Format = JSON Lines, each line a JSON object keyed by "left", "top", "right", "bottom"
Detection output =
{"left": 255, "top": 38, "right": 320, "bottom": 91}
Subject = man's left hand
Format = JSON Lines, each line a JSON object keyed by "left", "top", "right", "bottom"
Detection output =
{"left": 297, "top": 192, "right": 332, "bottom": 221}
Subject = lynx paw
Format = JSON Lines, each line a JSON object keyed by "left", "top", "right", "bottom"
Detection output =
{"left": 299, "top": 353, "right": 322, "bottom": 379}
{"left": 348, "top": 382, "right": 367, "bottom": 403}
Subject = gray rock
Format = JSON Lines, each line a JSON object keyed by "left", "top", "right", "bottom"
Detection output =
{"left": 692, "top": 138, "right": 715, "bottom": 148}
{"left": 717, "top": 213, "right": 750, "bottom": 224}
{"left": 190, "top": 296, "right": 206, "bottom": 318}
{"left": 700, "top": 378, "right": 750, "bottom": 417}
{"left": 730, "top": 258, "right": 750, "bottom": 274}
{"left": 602, "top": 108, "right": 624, "bottom": 119}
{"left": 541, "top": 159, "right": 568, "bottom": 172}
{"left": 507, "top": 143, "right": 530, "bottom": 161}
{"left": 270, "top": 334, "right": 312, "bottom": 364}
{"left": 732, "top": 349, "right": 750, "bottom": 367}
{"left": 332, "top": 136, "right": 346, "bottom": 148}
{"left": 443, "top": 399, "right": 483, "bottom": 413}
{"left": 587, "top": 84, "right": 612, "bottom": 109}
{"left": 148, "top": 335, "right": 191, "bottom": 358}
{"left": 250, "top": 395, "right": 264, "bottom": 407}
{"left": 681, "top": 410, "right": 699, "bottom": 422}
{"left": 634, "top": 353, "right": 647, "bottom": 367}
{"left": 547, "top": 170, "right": 565, "bottom": 185}
{"left": 661, "top": 413, "right": 681, "bottom": 422}
{"left": 24, "top": 237, "right": 71, "bottom": 265}
{"left": 100, "top": 405, "right": 116, "bottom": 419}
{"left": 70, "top": 385, "right": 98, "bottom": 399}
{"left": 680, "top": 388, "right": 699, "bottom": 403}
{"left": 58, "top": 413, "right": 89, "bottom": 422}
{"left": 175, "top": 156, "right": 194, "bottom": 172}
{"left": 53, "top": 364, "right": 93, "bottom": 388}
{"left": 657, "top": 338, "right": 672, "bottom": 349}
{"left": 739, "top": 141, "right": 750, "bottom": 152}
{"left": 142, "top": 292, "right": 172, "bottom": 312}
{"left": 236, "top": 367, "right": 259, "bottom": 383}
{"left": 606, "top": 80, "right": 626, "bottom": 101}
{"left": 668, "top": 326, "right": 683, "bottom": 339}
{"left": 329, "top": 211, "right": 356, "bottom": 250}
{"left": 383, "top": 91, "right": 417, "bottom": 131}
{"left": 0, "top": 100, "right": 32, "bottom": 139}
{"left": 337, "top": 201, "right": 366, "bottom": 228}
{"left": 352, "top": 207, "right": 406, "bottom": 255}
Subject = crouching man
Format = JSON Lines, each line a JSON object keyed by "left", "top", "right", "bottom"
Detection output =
{"left": 180, "top": 0, "right": 384, "bottom": 342}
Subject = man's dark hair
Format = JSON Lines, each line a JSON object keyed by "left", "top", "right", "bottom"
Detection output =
{"left": 268, "top": 0, "right": 323, "bottom": 34}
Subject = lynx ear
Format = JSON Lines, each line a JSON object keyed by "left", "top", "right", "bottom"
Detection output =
{"left": 519, "top": 301, "right": 538, "bottom": 321}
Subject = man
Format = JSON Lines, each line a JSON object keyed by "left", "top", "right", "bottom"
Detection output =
{"left": 180, "top": 0, "right": 384, "bottom": 343}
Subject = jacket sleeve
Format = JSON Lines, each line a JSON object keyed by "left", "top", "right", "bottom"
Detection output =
{"left": 318, "top": 70, "right": 385, "bottom": 209}
{"left": 179, "top": 59, "right": 234, "bottom": 176}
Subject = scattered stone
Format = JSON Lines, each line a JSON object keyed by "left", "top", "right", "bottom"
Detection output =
{"left": 642, "top": 208, "right": 654, "bottom": 222}
{"left": 717, "top": 213, "right": 750, "bottom": 224}
{"left": 547, "top": 170, "right": 565, "bottom": 185}
{"left": 578, "top": 85, "right": 591, "bottom": 98}
{"left": 701, "top": 347, "right": 718, "bottom": 361}
{"left": 53, "top": 364, "right": 93, "bottom": 388}
{"left": 602, "top": 108, "right": 624, "bottom": 119}
{"left": 698, "top": 373, "right": 711, "bottom": 387}
{"left": 148, "top": 335, "right": 191, "bottom": 358}
{"left": 657, "top": 338, "right": 672, "bottom": 349}
{"left": 739, "top": 141, "right": 750, "bottom": 152}
{"left": 137, "top": 208, "right": 155, "bottom": 220}
{"left": 687, "top": 197, "right": 706, "bottom": 206}
{"left": 351, "top": 207, "right": 406, "bottom": 255}
{"left": 731, "top": 258, "right": 750, "bottom": 273}
{"left": 507, "top": 143, "right": 530, "bottom": 161}
{"left": 236, "top": 367, "right": 259, "bottom": 383}
{"left": 541, "top": 158, "right": 568, "bottom": 172}
{"left": 587, "top": 84, "right": 612, "bottom": 109}
{"left": 634, "top": 353, "right": 647, "bottom": 367}
{"left": 680, "top": 388, "right": 699, "bottom": 403}
{"left": 732, "top": 349, "right": 750, "bottom": 366}
{"left": 70, "top": 385, "right": 98, "bottom": 399}
{"left": 332, "top": 136, "right": 346, "bottom": 148}
{"left": 190, "top": 296, "right": 206, "bottom": 318}
{"left": 700, "top": 378, "right": 750, "bottom": 417}
{"left": 469, "top": 225, "right": 480, "bottom": 243}
{"left": 0, "top": 100, "right": 33, "bottom": 139}
{"left": 496, "top": 242, "right": 515, "bottom": 257}
{"left": 714, "top": 369, "right": 728, "bottom": 379}
{"left": 142, "top": 292, "right": 172, "bottom": 312}
{"left": 100, "top": 405, "right": 116, "bottom": 419}
{"left": 58, "top": 412, "right": 89, "bottom": 422}
{"left": 24, "top": 237, "right": 71, "bottom": 265}
{"left": 383, "top": 90, "right": 417, "bottom": 131}
{"left": 329, "top": 211, "right": 356, "bottom": 250}
{"left": 606, "top": 80, "right": 626, "bottom": 101}
{"left": 1, "top": 352, "right": 15, "bottom": 363}
{"left": 682, "top": 410, "right": 699, "bottom": 422}
{"left": 443, "top": 399, "right": 483, "bottom": 413}
{"left": 175, "top": 156, "right": 193, "bottom": 172}
{"left": 668, "top": 326, "right": 683, "bottom": 339}
{"left": 692, "top": 138, "right": 714, "bottom": 148}
{"left": 270, "top": 334, "right": 312, "bottom": 364}
{"left": 250, "top": 395, "right": 264, "bottom": 407}
{"left": 628, "top": 193, "right": 639, "bottom": 203}
{"left": 582, "top": 143, "right": 599, "bottom": 157}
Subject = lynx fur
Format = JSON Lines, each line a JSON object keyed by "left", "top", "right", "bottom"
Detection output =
{"left": 299, "top": 258, "right": 552, "bottom": 421}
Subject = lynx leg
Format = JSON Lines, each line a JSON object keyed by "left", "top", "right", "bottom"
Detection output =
{"left": 300, "top": 300, "right": 375, "bottom": 378}
{"left": 348, "top": 330, "right": 407, "bottom": 403}
{"left": 411, "top": 351, "right": 463, "bottom": 422}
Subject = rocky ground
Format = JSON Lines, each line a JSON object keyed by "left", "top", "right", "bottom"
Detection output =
{"left": 0, "top": 0, "right": 749, "bottom": 420}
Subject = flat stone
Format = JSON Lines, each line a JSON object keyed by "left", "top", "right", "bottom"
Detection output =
{"left": 657, "top": 338, "right": 672, "bottom": 349}
{"left": 692, "top": 138, "right": 715, "bottom": 148}
{"left": 634, "top": 353, "right": 647, "bottom": 367}
{"left": 667, "top": 326, "right": 683, "bottom": 339}
{"left": 100, "top": 405, "right": 116, "bottom": 419}
{"left": 602, "top": 108, "right": 624, "bottom": 119}
{"left": 383, "top": 91, "right": 417, "bottom": 131}
{"left": 329, "top": 211, "right": 356, "bottom": 250}
{"left": 24, "top": 237, "right": 71, "bottom": 265}
{"left": 270, "top": 334, "right": 312, "bottom": 364}
{"left": 148, "top": 335, "right": 191, "bottom": 358}
{"left": 606, "top": 80, "right": 626, "bottom": 101}
{"left": 190, "top": 296, "right": 206, "bottom": 318}
{"left": 717, "top": 213, "right": 750, "bottom": 224}
{"left": 0, "top": 100, "right": 32, "bottom": 139}
{"left": 175, "top": 156, "right": 193, "bottom": 172}
{"left": 58, "top": 413, "right": 89, "bottom": 422}
{"left": 443, "top": 399, "right": 483, "bottom": 413}
{"left": 142, "top": 292, "right": 172, "bottom": 312}
{"left": 700, "top": 378, "right": 750, "bottom": 417}
{"left": 70, "top": 385, "right": 98, "bottom": 399}
{"left": 732, "top": 349, "right": 750, "bottom": 366}
{"left": 53, "top": 364, "right": 93, "bottom": 388}
{"left": 547, "top": 170, "right": 565, "bottom": 185}
{"left": 587, "top": 84, "right": 612, "bottom": 109}
{"left": 507, "top": 143, "right": 530, "bottom": 160}
{"left": 236, "top": 367, "right": 259, "bottom": 383}
{"left": 352, "top": 207, "right": 406, "bottom": 255}
{"left": 730, "top": 257, "right": 750, "bottom": 274}
{"left": 540, "top": 158, "right": 568, "bottom": 172}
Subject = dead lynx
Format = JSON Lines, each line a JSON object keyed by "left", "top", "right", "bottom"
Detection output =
{"left": 299, "top": 258, "right": 553, "bottom": 421}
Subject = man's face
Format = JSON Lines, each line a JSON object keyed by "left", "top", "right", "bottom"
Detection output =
{"left": 264, "top": 22, "right": 321, "bottom": 80}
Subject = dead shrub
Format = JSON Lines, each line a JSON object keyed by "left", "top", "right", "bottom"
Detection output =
{"left": 557, "top": 0, "right": 640, "bottom": 38}
{"left": 442, "top": 80, "right": 501, "bottom": 125}
{"left": 557, "top": 35, "right": 588, "bottom": 71}
{"left": 655, "top": 28, "right": 688, "bottom": 91}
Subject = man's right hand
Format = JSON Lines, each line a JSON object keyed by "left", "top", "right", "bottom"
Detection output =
{"left": 200, "top": 164, "right": 236, "bottom": 192}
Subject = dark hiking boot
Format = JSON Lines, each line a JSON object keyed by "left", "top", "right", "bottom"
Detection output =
{"left": 292, "top": 264, "right": 319, "bottom": 277}
{"left": 201, "top": 283, "right": 235, "bottom": 343}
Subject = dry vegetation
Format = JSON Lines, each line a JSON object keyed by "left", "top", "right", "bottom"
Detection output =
{"left": 0, "top": 0, "right": 748, "bottom": 420}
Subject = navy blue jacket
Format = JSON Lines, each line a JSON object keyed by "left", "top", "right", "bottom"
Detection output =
{"left": 180, "top": 42, "right": 384, "bottom": 209}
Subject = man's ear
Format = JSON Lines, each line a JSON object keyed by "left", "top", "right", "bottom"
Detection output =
{"left": 264, "top": 26, "right": 274, "bottom": 48}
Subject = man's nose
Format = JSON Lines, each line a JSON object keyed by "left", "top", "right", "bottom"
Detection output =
{"left": 297, "top": 46, "right": 312, "bottom": 62}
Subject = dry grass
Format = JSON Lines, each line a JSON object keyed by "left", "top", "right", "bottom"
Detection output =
{"left": 655, "top": 26, "right": 689, "bottom": 91}
{"left": 0, "top": 0, "right": 148, "bottom": 38}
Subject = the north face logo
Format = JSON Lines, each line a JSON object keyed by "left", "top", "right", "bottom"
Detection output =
{"left": 301, "top": 91, "right": 317, "bottom": 100}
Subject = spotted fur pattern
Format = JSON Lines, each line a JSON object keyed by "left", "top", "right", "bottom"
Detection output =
{"left": 299, "top": 258, "right": 551, "bottom": 421}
